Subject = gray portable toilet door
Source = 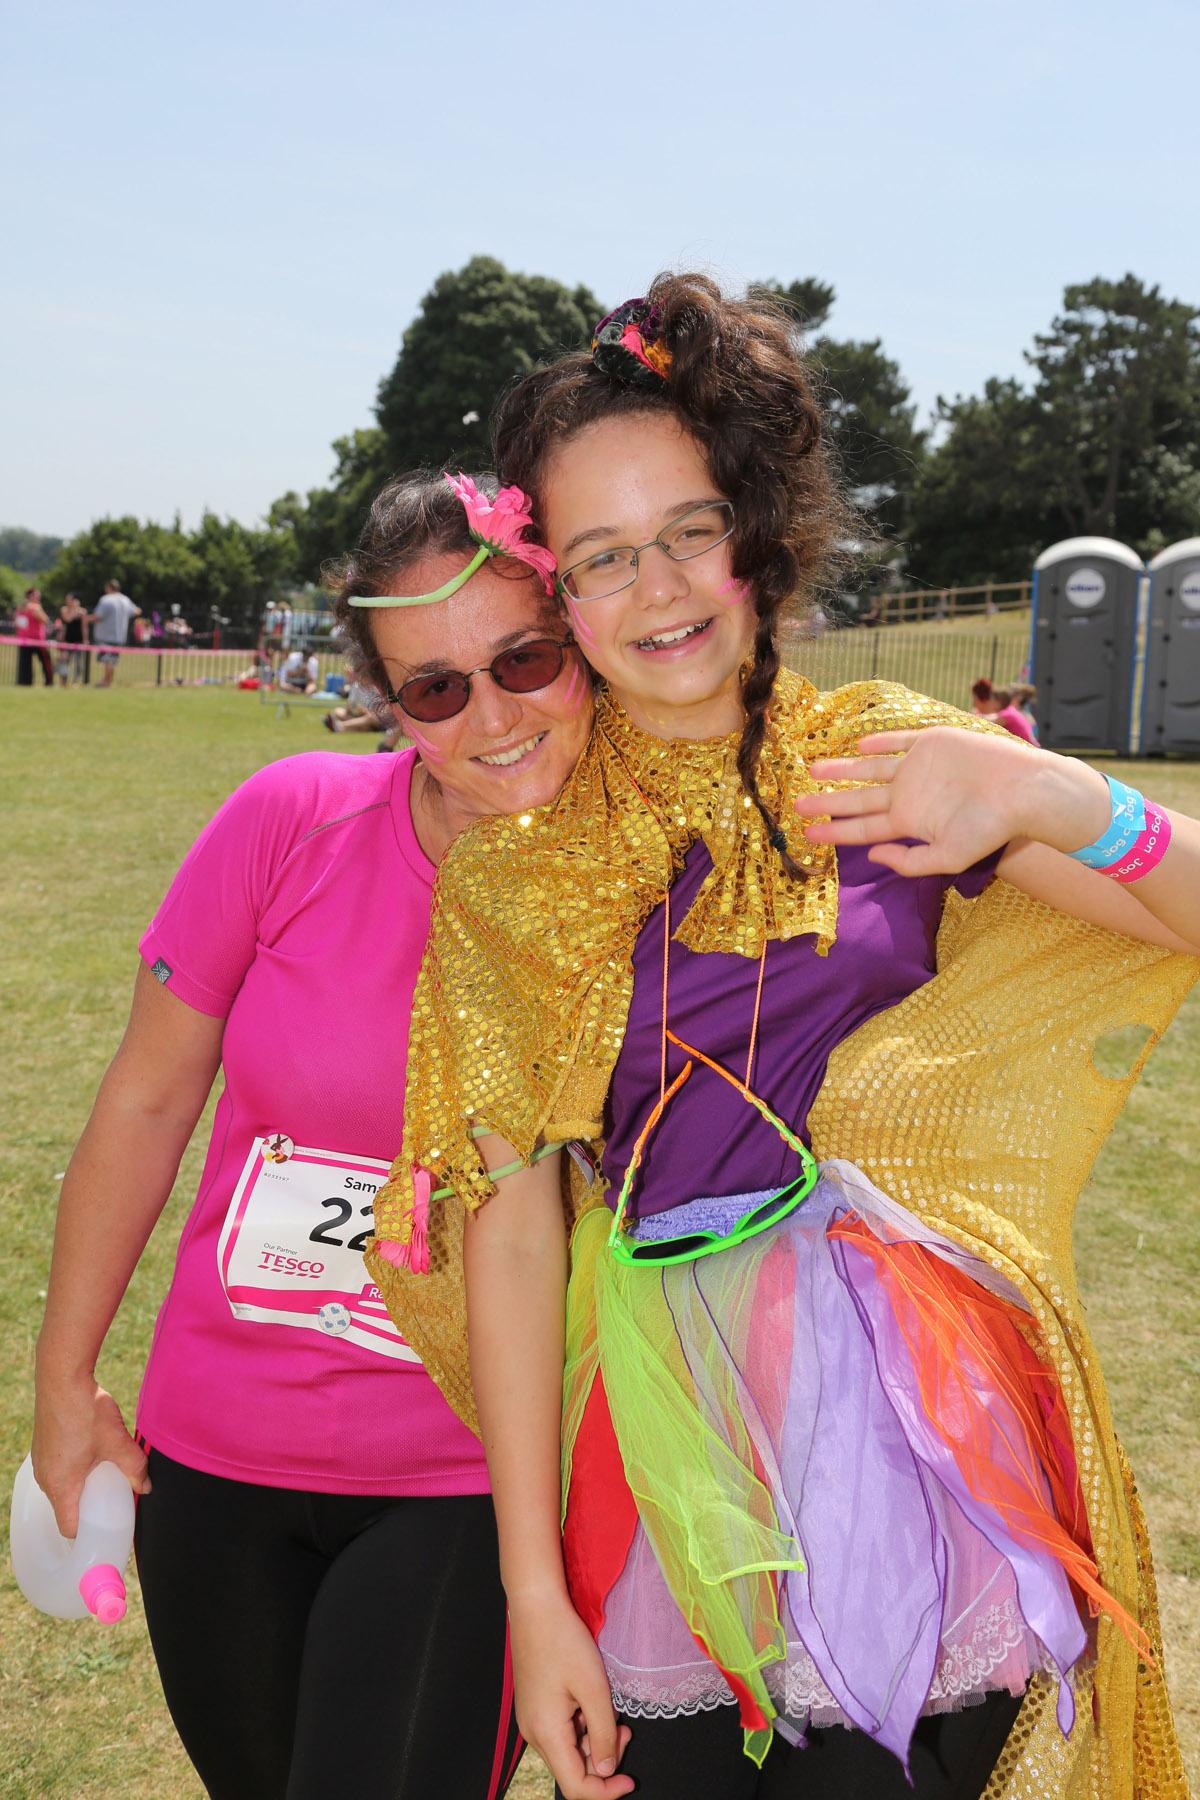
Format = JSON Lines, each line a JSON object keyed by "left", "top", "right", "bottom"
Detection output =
{"left": 1161, "top": 556, "right": 1200, "bottom": 750}
{"left": 1038, "top": 560, "right": 1121, "bottom": 748}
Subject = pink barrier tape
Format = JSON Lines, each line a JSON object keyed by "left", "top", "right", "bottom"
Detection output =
{"left": 0, "top": 636, "right": 336, "bottom": 657}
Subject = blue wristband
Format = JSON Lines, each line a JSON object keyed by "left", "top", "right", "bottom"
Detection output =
{"left": 1068, "top": 774, "right": 1147, "bottom": 869}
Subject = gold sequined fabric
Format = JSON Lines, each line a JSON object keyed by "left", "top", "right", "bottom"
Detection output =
{"left": 365, "top": 676, "right": 1198, "bottom": 1798}
{"left": 372, "top": 674, "right": 987, "bottom": 1240}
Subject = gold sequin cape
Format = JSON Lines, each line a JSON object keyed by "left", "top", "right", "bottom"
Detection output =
{"left": 367, "top": 674, "right": 1196, "bottom": 1800}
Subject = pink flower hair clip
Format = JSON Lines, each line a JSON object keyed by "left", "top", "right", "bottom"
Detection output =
{"left": 592, "top": 298, "right": 673, "bottom": 389}
{"left": 348, "top": 473, "right": 557, "bottom": 609}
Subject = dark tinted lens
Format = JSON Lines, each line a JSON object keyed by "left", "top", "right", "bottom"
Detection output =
{"left": 630, "top": 1233, "right": 711, "bottom": 1261}
{"left": 398, "top": 671, "right": 471, "bottom": 723}
{"left": 492, "top": 639, "right": 566, "bottom": 694}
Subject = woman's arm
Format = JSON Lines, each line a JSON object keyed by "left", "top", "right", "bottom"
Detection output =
{"left": 33, "top": 963, "right": 224, "bottom": 1537}
{"left": 797, "top": 729, "right": 1200, "bottom": 954}
{"left": 465, "top": 1140, "right": 633, "bottom": 1800}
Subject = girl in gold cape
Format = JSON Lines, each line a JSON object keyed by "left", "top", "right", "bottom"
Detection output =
{"left": 368, "top": 277, "right": 1200, "bottom": 1800}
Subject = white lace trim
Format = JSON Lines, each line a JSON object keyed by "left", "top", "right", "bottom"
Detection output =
{"left": 606, "top": 1596, "right": 1042, "bottom": 1728}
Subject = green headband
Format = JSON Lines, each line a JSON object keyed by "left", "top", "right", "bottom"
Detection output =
{"left": 347, "top": 474, "right": 557, "bottom": 610}
{"left": 348, "top": 546, "right": 489, "bottom": 609}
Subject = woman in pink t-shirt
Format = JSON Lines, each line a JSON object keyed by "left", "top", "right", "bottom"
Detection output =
{"left": 15, "top": 585, "right": 54, "bottom": 686}
{"left": 971, "top": 676, "right": 1038, "bottom": 742}
{"left": 31, "top": 474, "right": 593, "bottom": 1800}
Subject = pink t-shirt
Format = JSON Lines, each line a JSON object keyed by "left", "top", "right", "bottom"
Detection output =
{"left": 15, "top": 605, "right": 46, "bottom": 642}
{"left": 136, "top": 748, "right": 488, "bottom": 1496}
{"left": 994, "top": 704, "right": 1036, "bottom": 743}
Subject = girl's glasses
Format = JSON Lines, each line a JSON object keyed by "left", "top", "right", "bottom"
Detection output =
{"left": 558, "top": 501, "right": 735, "bottom": 603}
{"left": 386, "top": 636, "right": 576, "bottom": 724}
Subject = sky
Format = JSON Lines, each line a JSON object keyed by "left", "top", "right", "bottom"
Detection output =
{"left": 3, "top": 0, "right": 1197, "bottom": 541}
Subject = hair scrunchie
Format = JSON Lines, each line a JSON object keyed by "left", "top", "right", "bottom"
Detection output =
{"left": 592, "top": 298, "right": 673, "bottom": 389}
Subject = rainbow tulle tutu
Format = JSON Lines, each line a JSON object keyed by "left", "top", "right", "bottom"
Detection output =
{"left": 562, "top": 1161, "right": 1142, "bottom": 1770}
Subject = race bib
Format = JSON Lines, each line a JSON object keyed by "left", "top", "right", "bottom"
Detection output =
{"left": 216, "top": 1135, "right": 419, "bottom": 1363}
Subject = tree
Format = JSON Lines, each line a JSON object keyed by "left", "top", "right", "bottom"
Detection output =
{"left": 190, "top": 511, "right": 298, "bottom": 637}
{"left": 1027, "top": 275, "right": 1200, "bottom": 545}
{"left": 375, "top": 256, "right": 603, "bottom": 473}
{"left": 267, "top": 428, "right": 389, "bottom": 586}
{"left": 41, "top": 513, "right": 298, "bottom": 639}
{"left": 751, "top": 278, "right": 836, "bottom": 333}
{"left": 910, "top": 275, "right": 1200, "bottom": 584}
{"left": 0, "top": 527, "right": 64, "bottom": 573}
{"left": 810, "top": 336, "right": 925, "bottom": 541}
{"left": 269, "top": 258, "right": 605, "bottom": 583}
{"left": 0, "top": 565, "right": 34, "bottom": 611}
{"left": 755, "top": 277, "right": 926, "bottom": 543}
{"left": 45, "top": 517, "right": 204, "bottom": 615}
{"left": 908, "top": 381, "right": 1045, "bottom": 586}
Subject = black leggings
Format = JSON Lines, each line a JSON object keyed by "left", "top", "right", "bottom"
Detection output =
{"left": 557, "top": 1689, "right": 1024, "bottom": 1799}
{"left": 135, "top": 1450, "right": 522, "bottom": 1800}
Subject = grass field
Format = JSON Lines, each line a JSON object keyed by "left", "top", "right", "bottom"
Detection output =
{"left": 1, "top": 677, "right": 1196, "bottom": 1797}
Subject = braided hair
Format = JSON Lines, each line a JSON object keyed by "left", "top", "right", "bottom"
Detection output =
{"left": 492, "top": 272, "right": 850, "bottom": 878}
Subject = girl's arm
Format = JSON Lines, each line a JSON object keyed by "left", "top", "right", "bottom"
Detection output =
{"left": 33, "top": 963, "right": 223, "bottom": 1537}
{"left": 797, "top": 729, "right": 1200, "bottom": 954}
{"left": 465, "top": 1139, "right": 633, "bottom": 1800}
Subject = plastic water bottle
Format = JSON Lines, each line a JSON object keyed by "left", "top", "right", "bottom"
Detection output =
{"left": 9, "top": 1455, "right": 134, "bottom": 1622}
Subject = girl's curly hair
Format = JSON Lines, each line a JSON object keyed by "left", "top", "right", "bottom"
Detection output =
{"left": 491, "top": 271, "right": 852, "bottom": 878}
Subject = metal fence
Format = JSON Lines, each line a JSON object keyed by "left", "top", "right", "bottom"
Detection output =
{"left": 4, "top": 619, "right": 1035, "bottom": 718}
{"left": 782, "top": 615, "right": 1033, "bottom": 709}
{"left": 0, "top": 642, "right": 344, "bottom": 690}
{"left": 871, "top": 582, "right": 1032, "bottom": 626}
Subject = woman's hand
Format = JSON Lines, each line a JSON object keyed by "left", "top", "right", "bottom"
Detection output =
{"left": 795, "top": 726, "right": 1110, "bottom": 877}
{"left": 509, "top": 1591, "right": 634, "bottom": 1799}
{"left": 31, "top": 1373, "right": 149, "bottom": 1539}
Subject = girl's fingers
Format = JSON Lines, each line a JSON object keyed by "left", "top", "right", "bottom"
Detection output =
{"left": 543, "top": 1717, "right": 632, "bottom": 1800}
{"left": 805, "top": 753, "right": 905, "bottom": 783}
{"left": 795, "top": 785, "right": 890, "bottom": 817}
{"left": 853, "top": 730, "right": 922, "bottom": 753}
{"left": 581, "top": 1726, "right": 633, "bottom": 1780}
{"left": 867, "top": 840, "right": 951, "bottom": 877}
{"left": 802, "top": 814, "right": 905, "bottom": 847}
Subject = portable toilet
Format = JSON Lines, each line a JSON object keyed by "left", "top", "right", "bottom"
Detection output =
{"left": 1140, "top": 539, "right": 1200, "bottom": 756}
{"left": 1031, "top": 538, "right": 1144, "bottom": 751}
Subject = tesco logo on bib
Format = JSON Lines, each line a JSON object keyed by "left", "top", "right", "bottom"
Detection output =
{"left": 257, "top": 1250, "right": 326, "bottom": 1278}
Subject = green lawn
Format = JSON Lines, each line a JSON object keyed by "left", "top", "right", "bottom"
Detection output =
{"left": 0, "top": 680, "right": 1196, "bottom": 1795}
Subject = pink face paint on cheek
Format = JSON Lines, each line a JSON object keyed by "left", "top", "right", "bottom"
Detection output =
{"left": 406, "top": 724, "right": 446, "bottom": 763}
{"left": 717, "top": 577, "right": 749, "bottom": 608}
{"left": 561, "top": 661, "right": 583, "bottom": 709}
{"left": 565, "top": 597, "right": 597, "bottom": 646}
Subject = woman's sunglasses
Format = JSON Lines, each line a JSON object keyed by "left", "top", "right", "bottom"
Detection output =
{"left": 386, "top": 636, "right": 576, "bottom": 725}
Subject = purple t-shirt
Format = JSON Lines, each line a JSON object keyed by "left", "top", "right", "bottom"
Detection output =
{"left": 602, "top": 841, "right": 999, "bottom": 1218}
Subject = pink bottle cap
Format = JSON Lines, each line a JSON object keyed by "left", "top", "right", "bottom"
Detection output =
{"left": 78, "top": 1564, "right": 127, "bottom": 1624}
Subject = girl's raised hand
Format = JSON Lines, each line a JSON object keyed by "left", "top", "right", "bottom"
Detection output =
{"left": 509, "top": 1592, "right": 635, "bottom": 1799}
{"left": 794, "top": 726, "right": 1107, "bottom": 878}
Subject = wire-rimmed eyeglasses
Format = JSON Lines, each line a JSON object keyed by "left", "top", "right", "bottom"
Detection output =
{"left": 557, "top": 501, "right": 735, "bottom": 603}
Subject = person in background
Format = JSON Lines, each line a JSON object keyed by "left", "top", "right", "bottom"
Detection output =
{"left": 970, "top": 676, "right": 1037, "bottom": 742}
{"left": 260, "top": 598, "right": 293, "bottom": 670}
{"left": 55, "top": 592, "right": 90, "bottom": 685}
{"left": 15, "top": 586, "right": 54, "bottom": 686}
{"left": 90, "top": 579, "right": 141, "bottom": 687}
{"left": 280, "top": 648, "right": 320, "bottom": 694}
{"left": 163, "top": 606, "right": 194, "bottom": 648}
